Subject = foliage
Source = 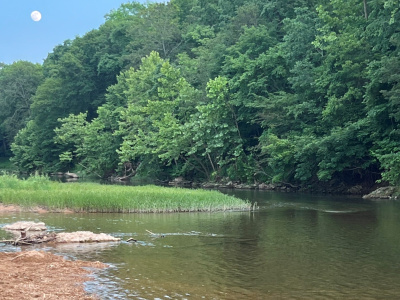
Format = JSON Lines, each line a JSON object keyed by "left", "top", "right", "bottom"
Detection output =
{"left": 0, "top": 157, "right": 14, "bottom": 171}
{"left": 55, "top": 107, "right": 122, "bottom": 178}
{"left": 0, "top": 61, "right": 43, "bottom": 156}
{"left": 6, "top": 0, "right": 400, "bottom": 188}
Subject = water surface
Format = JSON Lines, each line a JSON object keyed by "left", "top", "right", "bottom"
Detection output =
{"left": 1, "top": 190, "right": 399, "bottom": 299}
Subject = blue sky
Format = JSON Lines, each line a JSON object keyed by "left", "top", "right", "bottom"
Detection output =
{"left": 0, "top": 1, "right": 147, "bottom": 65}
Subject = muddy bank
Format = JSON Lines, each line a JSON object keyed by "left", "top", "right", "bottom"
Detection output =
{"left": 0, "top": 203, "right": 73, "bottom": 214}
{"left": 0, "top": 251, "right": 107, "bottom": 300}
{"left": 168, "top": 177, "right": 378, "bottom": 195}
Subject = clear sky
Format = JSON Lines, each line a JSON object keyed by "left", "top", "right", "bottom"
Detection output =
{"left": 0, "top": 1, "right": 147, "bottom": 65}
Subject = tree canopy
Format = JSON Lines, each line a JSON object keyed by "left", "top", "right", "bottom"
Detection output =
{"left": 2, "top": 0, "right": 400, "bottom": 189}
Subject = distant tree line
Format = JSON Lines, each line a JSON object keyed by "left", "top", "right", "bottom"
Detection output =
{"left": 1, "top": 0, "right": 400, "bottom": 188}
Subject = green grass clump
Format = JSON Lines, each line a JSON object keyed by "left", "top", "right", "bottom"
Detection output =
{"left": 0, "top": 174, "right": 252, "bottom": 213}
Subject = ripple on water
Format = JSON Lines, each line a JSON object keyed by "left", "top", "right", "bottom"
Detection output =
{"left": 0, "top": 196, "right": 399, "bottom": 300}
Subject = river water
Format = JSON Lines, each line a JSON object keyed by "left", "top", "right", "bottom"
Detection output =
{"left": 1, "top": 190, "right": 399, "bottom": 299}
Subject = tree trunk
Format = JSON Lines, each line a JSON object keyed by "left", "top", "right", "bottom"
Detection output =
{"left": 363, "top": 0, "right": 368, "bottom": 20}
{"left": 1, "top": 138, "right": 7, "bottom": 155}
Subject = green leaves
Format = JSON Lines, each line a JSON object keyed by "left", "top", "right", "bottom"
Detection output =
{"left": 7, "top": 0, "right": 400, "bottom": 188}
{"left": 0, "top": 61, "right": 43, "bottom": 155}
{"left": 108, "top": 54, "right": 245, "bottom": 180}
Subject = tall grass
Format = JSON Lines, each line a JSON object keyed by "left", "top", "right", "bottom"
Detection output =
{"left": 0, "top": 174, "right": 252, "bottom": 213}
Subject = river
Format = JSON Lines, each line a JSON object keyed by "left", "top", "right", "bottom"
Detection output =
{"left": 1, "top": 190, "right": 399, "bottom": 299}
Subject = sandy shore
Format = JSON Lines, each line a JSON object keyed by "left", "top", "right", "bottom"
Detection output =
{"left": 0, "top": 203, "right": 74, "bottom": 213}
{"left": 0, "top": 206, "right": 110, "bottom": 299}
{"left": 0, "top": 251, "right": 107, "bottom": 300}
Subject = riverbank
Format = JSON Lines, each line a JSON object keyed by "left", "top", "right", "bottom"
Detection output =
{"left": 170, "top": 177, "right": 379, "bottom": 195}
{"left": 0, "top": 251, "right": 106, "bottom": 300}
{"left": 0, "top": 203, "right": 73, "bottom": 213}
{"left": 0, "top": 175, "right": 252, "bottom": 212}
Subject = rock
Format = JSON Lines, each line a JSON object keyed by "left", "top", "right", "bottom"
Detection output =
{"left": 172, "top": 176, "right": 184, "bottom": 183}
{"left": 55, "top": 231, "right": 121, "bottom": 243}
{"left": 3, "top": 221, "right": 47, "bottom": 231}
{"left": 362, "top": 186, "right": 398, "bottom": 200}
{"left": 2, "top": 222, "right": 121, "bottom": 245}
{"left": 202, "top": 183, "right": 218, "bottom": 188}
{"left": 226, "top": 181, "right": 234, "bottom": 187}
{"left": 65, "top": 172, "right": 79, "bottom": 178}
{"left": 169, "top": 177, "right": 192, "bottom": 187}
{"left": 347, "top": 185, "right": 363, "bottom": 195}
{"left": 259, "top": 183, "right": 276, "bottom": 190}
{"left": 110, "top": 175, "right": 131, "bottom": 182}
{"left": 234, "top": 184, "right": 255, "bottom": 189}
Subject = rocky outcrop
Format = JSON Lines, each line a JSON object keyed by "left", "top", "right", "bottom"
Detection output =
{"left": 56, "top": 231, "right": 121, "bottom": 243}
{"left": 3, "top": 221, "right": 47, "bottom": 231}
{"left": 362, "top": 186, "right": 398, "bottom": 200}
{"left": 2, "top": 222, "right": 121, "bottom": 245}
{"left": 166, "top": 178, "right": 300, "bottom": 192}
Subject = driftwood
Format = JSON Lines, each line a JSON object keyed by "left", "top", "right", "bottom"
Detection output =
{"left": 1, "top": 232, "right": 57, "bottom": 246}
{"left": 146, "top": 229, "right": 165, "bottom": 238}
{"left": 1, "top": 231, "right": 121, "bottom": 246}
{"left": 126, "top": 238, "right": 137, "bottom": 242}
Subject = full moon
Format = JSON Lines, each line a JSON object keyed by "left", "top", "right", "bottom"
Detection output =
{"left": 31, "top": 11, "right": 42, "bottom": 22}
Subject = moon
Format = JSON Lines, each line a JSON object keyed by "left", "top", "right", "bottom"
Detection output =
{"left": 31, "top": 11, "right": 42, "bottom": 22}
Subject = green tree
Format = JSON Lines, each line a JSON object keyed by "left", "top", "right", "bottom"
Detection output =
{"left": 55, "top": 105, "right": 123, "bottom": 178}
{"left": 11, "top": 78, "right": 67, "bottom": 172}
{"left": 116, "top": 52, "right": 200, "bottom": 178}
{"left": 122, "top": 2, "right": 183, "bottom": 67}
{"left": 11, "top": 9, "right": 139, "bottom": 171}
{"left": 186, "top": 76, "right": 246, "bottom": 180}
{"left": 10, "top": 121, "right": 44, "bottom": 171}
{"left": 364, "top": 0, "right": 400, "bottom": 185}
{"left": 9, "top": 0, "right": 400, "bottom": 188}
{"left": 0, "top": 61, "right": 43, "bottom": 156}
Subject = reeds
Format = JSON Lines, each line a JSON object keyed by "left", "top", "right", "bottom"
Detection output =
{"left": 0, "top": 174, "right": 252, "bottom": 213}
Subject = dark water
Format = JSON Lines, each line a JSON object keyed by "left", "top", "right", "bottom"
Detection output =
{"left": 1, "top": 190, "right": 400, "bottom": 299}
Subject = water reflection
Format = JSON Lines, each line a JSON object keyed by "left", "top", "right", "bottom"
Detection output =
{"left": 53, "top": 241, "right": 119, "bottom": 254}
{"left": 1, "top": 191, "right": 400, "bottom": 299}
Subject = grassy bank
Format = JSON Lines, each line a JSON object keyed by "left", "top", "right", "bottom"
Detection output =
{"left": 0, "top": 175, "right": 252, "bottom": 213}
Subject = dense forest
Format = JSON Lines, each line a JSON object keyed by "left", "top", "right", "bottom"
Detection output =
{"left": 1, "top": 0, "right": 399, "bottom": 191}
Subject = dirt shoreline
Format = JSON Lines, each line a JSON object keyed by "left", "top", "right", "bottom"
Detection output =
{"left": 0, "top": 203, "right": 74, "bottom": 213}
{"left": 0, "top": 206, "right": 111, "bottom": 299}
{"left": 0, "top": 251, "right": 107, "bottom": 300}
